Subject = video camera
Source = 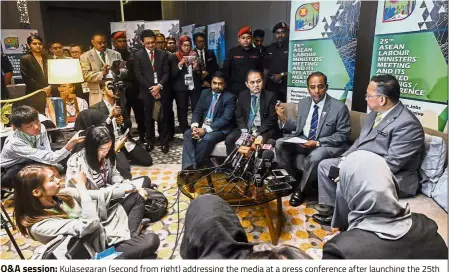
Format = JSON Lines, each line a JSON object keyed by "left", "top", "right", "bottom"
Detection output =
{"left": 105, "top": 60, "right": 128, "bottom": 106}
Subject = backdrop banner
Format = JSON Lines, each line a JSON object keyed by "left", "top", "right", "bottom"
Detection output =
{"left": 287, "top": 1, "right": 361, "bottom": 109}
{"left": 1, "top": 29, "right": 38, "bottom": 77}
{"left": 207, "top": 21, "right": 226, "bottom": 68}
{"left": 370, "top": 0, "right": 448, "bottom": 132}
{"left": 111, "top": 20, "right": 180, "bottom": 50}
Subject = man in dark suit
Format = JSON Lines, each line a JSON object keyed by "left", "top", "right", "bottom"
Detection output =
{"left": 275, "top": 72, "right": 351, "bottom": 207}
{"left": 133, "top": 29, "right": 170, "bottom": 153}
{"left": 91, "top": 81, "right": 152, "bottom": 179}
{"left": 225, "top": 69, "right": 281, "bottom": 155}
{"left": 193, "top": 32, "right": 219, "bottom": 89}
{"left": 313, "top": 74, "right": 425, "bottom": 225}
{"left": 182, "top": 72, "right": 236, "bottom": 169}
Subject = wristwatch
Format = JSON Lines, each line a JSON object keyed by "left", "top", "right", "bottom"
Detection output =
{"left": 316, "top": 141, "right": 321, "bottom": 147}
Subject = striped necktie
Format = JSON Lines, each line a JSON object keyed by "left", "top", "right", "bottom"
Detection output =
{"left": 308, "top": 105, "right": 319, "bottom": 140}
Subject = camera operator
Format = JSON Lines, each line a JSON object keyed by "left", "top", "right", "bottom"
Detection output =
{"left": 90, "top": 81, "right": 152, "bottom": 180}
{"left": 111, "top": 31, "right": 146, "bottom": 144}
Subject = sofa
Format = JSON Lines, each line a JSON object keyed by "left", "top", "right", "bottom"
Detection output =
{"left": 210, "top": 102, "right": 449, "bottom": 242}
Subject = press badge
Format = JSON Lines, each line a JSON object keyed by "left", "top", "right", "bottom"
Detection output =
{"left": 154, "top": 72, "right": 158, "bottom": 84}
{"left": 82, "top": 82, "right": 90, "bottom": 93}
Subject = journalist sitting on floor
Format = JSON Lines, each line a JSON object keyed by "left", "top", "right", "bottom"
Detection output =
{"left": 66, "top": 126, "right": 155, "bottom": 190}
{"left": 14, "top": 164, "right": 160, "bottom": 259}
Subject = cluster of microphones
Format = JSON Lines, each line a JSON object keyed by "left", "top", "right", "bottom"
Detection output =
{"left": 221, "top": 131, "right": 292, "bottom": 199}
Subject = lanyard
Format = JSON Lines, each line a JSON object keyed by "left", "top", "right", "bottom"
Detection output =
{"left": 208, "top": 94, "right": 219, "bottom": 118}
{"left": 100, "top": 159, "right": 108, "bottom": 187}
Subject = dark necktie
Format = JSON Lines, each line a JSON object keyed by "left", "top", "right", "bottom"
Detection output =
{"left": 199, "top": 50, "right": 205, "bottom": 70}
{"left": 308, "top": 105, "right": 319, "bottom": 140}
{"left": 100, "top": 51, "right": 106, "bottom": 63}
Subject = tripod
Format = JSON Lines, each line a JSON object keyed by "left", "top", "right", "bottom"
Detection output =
{"left": 1, "top": 205, "right": 24, "bottom": 259}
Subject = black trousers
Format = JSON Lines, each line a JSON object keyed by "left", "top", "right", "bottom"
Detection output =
{"left": 224, "top": 128, "right": 282, "bottom": 155}
{"left": 174, "top": 89, "right": 201, "bottom": 133}
{"left": 122, "top": 144, "right": 153, "bottom": 166}
{"left": 116, "top": 151, "right": 132, "bottom": 180}
{"left": 115, "top": 192, "right": 160, "bottom": 259}
{"left": 125, "top": 96, "right": 146, "bottom": 140}
{"left": 143, "top": 93, "right": 171, "bottom": 146}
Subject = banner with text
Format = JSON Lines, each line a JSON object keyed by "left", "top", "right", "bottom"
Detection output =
{"left": 370, "top": 0, "right": 448, "bottom": 132}
{"left": 207, "top": 22, "right": 226, "bottom": 68}
{"left": 288, "top": 1, "right": 361, "bottom": 108}
{"left": 1, "top": 29, "right": 38, "bottom": 77}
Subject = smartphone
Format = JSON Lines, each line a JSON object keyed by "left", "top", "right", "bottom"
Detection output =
{"left": 272, "top": 169, "right": 289, "bottom": 178}
{"left": 79, "top": 125, "right": 95, "bottom": 137}
{"left": 328, "top": 166, "right": 340, "bottom": 180}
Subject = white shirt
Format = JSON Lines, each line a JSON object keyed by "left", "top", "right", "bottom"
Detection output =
{"left": 66, "top": 98, "right": 89, "bottom": 117}
{"left": 197, "top": 48, "right": 206, "bottom": 66}
{"left": 302, "top": 95, "right": 326, "bottom": 138}
{"left": 95, "top": 49, "right": 109, "bottom": 65}
{"left": 191, "top": 91, "right": 222, "bottom": 133}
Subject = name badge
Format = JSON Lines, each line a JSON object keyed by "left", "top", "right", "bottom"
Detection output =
{"left": 204, "top": 118, "right": 212, "bottom": 126}
{"left": 154, "top": 72, "right": 158, "bottom": 84}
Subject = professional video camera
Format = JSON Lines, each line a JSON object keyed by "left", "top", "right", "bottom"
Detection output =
{"left": 105, "top": 60, "right": 128, "bottom": 105}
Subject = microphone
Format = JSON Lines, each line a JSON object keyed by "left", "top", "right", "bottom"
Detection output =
{"left": 231, "top": 133, "right": 255, "bottom": 168}
{"left": 224, "top": 132, "right": 251, "bottom": 164}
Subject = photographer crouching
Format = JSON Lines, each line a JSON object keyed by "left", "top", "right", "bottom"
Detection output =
{"left": 90, "top": 78, "right": 152, "bottom": 180}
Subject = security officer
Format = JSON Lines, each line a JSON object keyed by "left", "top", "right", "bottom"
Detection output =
{"left": 223, "top": 26, "right": 263, "bottom": 95}
{"left": 264, "top": 22, "right": 289, "bottom": 102}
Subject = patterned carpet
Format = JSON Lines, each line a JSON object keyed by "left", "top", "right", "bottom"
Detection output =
{"left": 1, "top": 110, "right": 336, "bottom": 259}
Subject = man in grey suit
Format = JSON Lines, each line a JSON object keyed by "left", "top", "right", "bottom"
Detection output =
{"left": 313, "top": 74, "right": 425, "bottom": 225}
{"left": 275, "top": 72, "right": 351, "bottom": 207}
{"left": 80, "top": 33, "right": 122, "bottom": 105}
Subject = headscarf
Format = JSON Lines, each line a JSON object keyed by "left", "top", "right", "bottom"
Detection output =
{"left": 180, "top": 194, "right": 254, "bottom": 259}
{"left": 332, "top": 150, "right": 412, "bottom": 240}
{"left": 176, "top": 35, "right": 193, "bottom": 61}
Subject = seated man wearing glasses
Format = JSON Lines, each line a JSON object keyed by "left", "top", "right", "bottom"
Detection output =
{"left": 313, "top": 74, "right": 425, "bottom": 225}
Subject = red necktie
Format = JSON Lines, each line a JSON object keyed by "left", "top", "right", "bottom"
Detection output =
{"left": 149, "top": 51, "right": 155, "bottom": 70}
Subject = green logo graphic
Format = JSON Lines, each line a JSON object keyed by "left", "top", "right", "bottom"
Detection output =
{"left": 295, "top": 2, "right": 320, "bottom": 31}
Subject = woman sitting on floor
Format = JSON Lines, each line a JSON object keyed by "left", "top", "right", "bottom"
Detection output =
{"left": 322, "top": 150, "right": 448, "bottom": 259}
{"left": 14, "top": 164, "right": 160, "bottom": 259}
{"left": 66, "top": 126, "right": 155, "bottom": 190}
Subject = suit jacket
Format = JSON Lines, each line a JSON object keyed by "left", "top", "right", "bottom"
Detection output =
{"left": 195, "top": 48, "right": 219, "bottom": 83}
{"left": 235, "top": 89, "right": 278, "bottom": 136}
{"left": 79, "top": 49, "right": 122, "bottom": 105}
{"left": 342, "top": 102, "right": 424, "bottom": 196}
{"left": 20, "top": 53, "right": 48, "bottom": 94}
{"left": 285, "top": 94, "right": 351, "bottom": 149}
{"left": 192, "top": 89, "right": 237, "bottom": 135}
{"left": 133, "top": 48, "right": 169, "bottom": 99}
{"left": 90, "top": 100, "right": 132, "bottom": 133}
{"left": 323, "top": 213, "right": 448, "bottom": 259}
{"left": 170, "top": 53, "right": 202, "bottom": 93}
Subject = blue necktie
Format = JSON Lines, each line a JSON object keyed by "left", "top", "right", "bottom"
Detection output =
{"left": 308, "top": 105, "right": 319, "bottom": 140}
{"left": 207, "top": 93, "right": 218, "bottom": 119}
{"left": 248, "top": 95, "right": 258, "bottom": 129}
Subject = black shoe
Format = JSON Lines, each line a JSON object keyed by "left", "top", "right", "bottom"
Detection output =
{"left": 289, "top": 190, "right": 305, "bottom": 207}
{"left": 312, "top": 213, "right": 333, "bottom": 225}
{"left": 161, "top": 145, "right": 169, "bottom": 154}
{"left": 146, "top": 144, "right": 154, "bottom": 152}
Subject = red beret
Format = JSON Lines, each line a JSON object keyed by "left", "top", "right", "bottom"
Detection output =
{"left": 112, "top": 31, "right": 126, "bottom": 40}
{"left": 237, "top": 26, "right": 252, "bottom": 37}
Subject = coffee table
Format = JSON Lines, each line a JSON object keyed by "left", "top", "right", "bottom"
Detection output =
{"left": 177, "top": 157, "right": 294, "bottom": 245}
